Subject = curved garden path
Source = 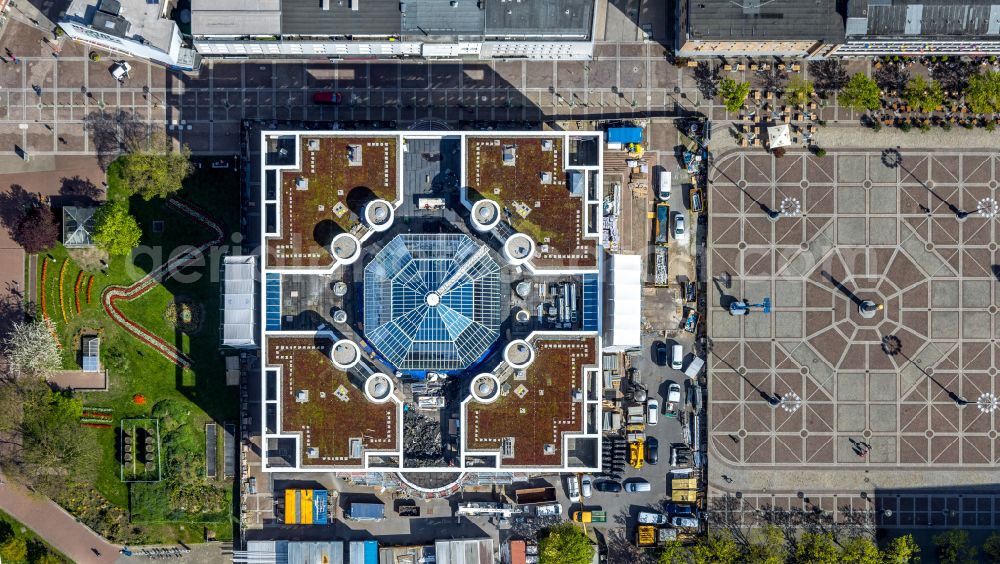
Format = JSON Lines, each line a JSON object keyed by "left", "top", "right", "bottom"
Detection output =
{"left": 101, "top": 198, "right": 225, "bottom": 367}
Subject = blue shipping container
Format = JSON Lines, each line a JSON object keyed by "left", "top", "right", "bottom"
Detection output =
{"left": 313, "top": 489, "right": 328, "bottom": 524}
{"left": 607, "top": 127, "right": 642, "bottom": 145}
{"left": 349, "top": 502, "right": 385, "bottom": 520}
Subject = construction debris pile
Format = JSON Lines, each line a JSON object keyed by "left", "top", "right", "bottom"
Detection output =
{"left": 402, "top": 410, "right": 444, "bottom": 467}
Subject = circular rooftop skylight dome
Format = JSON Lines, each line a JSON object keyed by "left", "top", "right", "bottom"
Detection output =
{"left": 470, "top": 199, "right": 501, "bottom": 232}
{"left": 364, "top": 199, "right": 394, "bottom": 232}
{"left": 363, "top": 234, "right": 502, "bottom": 372}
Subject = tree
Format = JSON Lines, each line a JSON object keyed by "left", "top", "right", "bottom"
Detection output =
{"left": 903, "top": 76, "right": 946, "bottom": 113}
{"left": 21, "top": 388, "right": 83, "bottom": 464}
{"left": 3, "top": 321, "right": 61, "bottom": 378}
{"left": 785, "top": 77, "right": 815, "bottom": 107}
{"left": 874, "top": 63, "right": 910, "bottom": 96}
{"left": 810, "top": 59, "right": 849, "bottom": 95}
{"left": 117, "top": 132, "right": 193, "bottom": 200}
{"left": 0, "top": 536, "right": 27, "bottom": 563}
{"left": 538, "top": 523, "right": 594, "bottom": 564}
{"left": 838, "top": 73, "right": 882, "bottom": 112}
{"left": 92, "top": 201, "right": 141, "bottom": 256}
{"left": 983, "top": 532, "right": 1000, "bottom": 561}
{"left": 690, "top": 532, "right": 739, "bottom": 564}
{"left": 694, "top": 62, "right": 720, "bottom": 99}
{"left": 794, "top": 532, "right": 841, "bottom": 564}
{"left": 34, "top": 553, "right": 63, "bottom": 564}
{"left": 744, "top": 525, "right": 786, "bottom": 564}
{"left": 883, "top": 535, "right": 920, "bottom": 564}
{"left": 965, "top": 71, "right": 1000, "bottom": 114}
{"left": 839, "top": 537, "right": 881, "bottom": 564}
{"left": 11, "top": 206, "right": 58, "bottom": 254}
{"left": 933, "top": 530, "right": 978, "bottom": 564}
{"left": 719, "top": 78, "right": 751, "bottom": 113}
{"left": 659, "top": 540, "right": 691, "bottom": 564}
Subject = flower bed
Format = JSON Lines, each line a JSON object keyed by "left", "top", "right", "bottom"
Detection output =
{"left": 58, "top": 259, "right": 68, "bottom": 322}
{"left": 81, "top": 406, "right": 113, "bottom": 428}
{"left": 101, "top": 198, "right": 225, "bottom": 368}
{"left": 74, "top": 270, "right": 84, "bottom": 314}
{"left": 40, "top": 259, "right": 49, "bottom": 320}
{"left": 86, "top": 274, "right": 94, "bottom": 304}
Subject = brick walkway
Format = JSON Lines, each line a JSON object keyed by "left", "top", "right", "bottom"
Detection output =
{"left": 0, "top": 475, "right": 118, "bottom": 563}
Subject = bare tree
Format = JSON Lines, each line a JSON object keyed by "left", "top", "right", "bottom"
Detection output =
{"left": 704, "top": 494, "right": 755, "bottom": 548}
{"left": 605, "top": 527, "right": 658, "bottom": 564}
{"left": 837, "top": 506, "right": 878, "bottom": 541}
{"left": 809, "top": 60, "right": 849, "bottom": 95}
{"left": 873, "top": 62, "right": 910, "bottom": 96}
{"left": 84, "top": 110, "right": 151, "bottom": 169}
{"left": 694, "top": 62, "right": 720, "bottom": 99}
{"left": 754, "top": 66, "right": 788, "bottom": 95}
{"left": 929, "top": 58, "right": 977, "bottom": 93}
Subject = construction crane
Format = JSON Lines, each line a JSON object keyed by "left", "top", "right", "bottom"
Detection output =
{"left": 729, "top": 297, "right": 772, "bottom": 316}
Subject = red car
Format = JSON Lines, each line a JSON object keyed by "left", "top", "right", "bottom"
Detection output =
{"left": 313, "top": 92, "right": 343, "bottom": 104}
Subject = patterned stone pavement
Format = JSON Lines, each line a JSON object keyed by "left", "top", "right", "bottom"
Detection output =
{"left": 708, "top": 150, "right": 1000, "bottom": 470}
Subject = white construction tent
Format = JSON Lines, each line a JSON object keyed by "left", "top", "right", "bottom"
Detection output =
{"left": 604, "top": 253, "right": 642, "bottom": 351}
{"left": 222, "top": 256, "right": 257, "bottom": 347}
{"left": 767, "top": 124, "right": 791, "bottom": 149}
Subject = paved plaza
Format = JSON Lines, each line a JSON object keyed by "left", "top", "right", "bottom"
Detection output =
{"left": 709, "top": 149, "right": 1000, "bottom": 468}
{"left": 706, "top": 148, "right": 1000, "bottom": 528}
{"left": 0, "top": 20, "right": 693, "bottom": 157}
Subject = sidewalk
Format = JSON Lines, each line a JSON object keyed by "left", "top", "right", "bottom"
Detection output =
{"left": 0, "top": 476, "right": 119, "bottom": 564}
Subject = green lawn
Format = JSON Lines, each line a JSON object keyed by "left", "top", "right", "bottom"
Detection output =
{"left": 36, "top": 157, "right": 240, "bottom": 543}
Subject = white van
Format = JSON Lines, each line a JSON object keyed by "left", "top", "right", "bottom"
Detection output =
{"left": 624, "top": 480, "right": 651, "bottom": 493}
{"left": 671, "top": 344, "right": 684, "bottom": 370}
{"left": 658, "top": 170, "right": 672, "bottom": 201}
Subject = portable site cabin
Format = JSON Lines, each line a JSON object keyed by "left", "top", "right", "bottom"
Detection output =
{"left": 349, "top": 540, "right": 378, "bottom": 564}
{"left": 283, "top": 489, "right": 329, "bottom": 525}
{"left": 348, "top": 502, "right": 385, "bottom": 521}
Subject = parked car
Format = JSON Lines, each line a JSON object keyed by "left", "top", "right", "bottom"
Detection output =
{"left": 658, "top": 169, "right": 672, "bottom": 201}
{"left": 671, "top": 344, "right": 684, "bottom": 370}
{"left": 646, "top": 399, "right": 659, "bottom": 426}
{"left": 594, "top": 480, "right": 622, "bottom": 493}
{"left": 313, "top": 91, "right": 343, "bottom": 104}
{"left": 665, "top": 502, "right": 697, "bottom": 517}
{"left": 638, "top": 511, "right": 668, "bottom": 525}
{"left": 671, "top": 515, "right": 700, "bottom": 528}
{"left": 109, "top": 61, "right": 131, "bottom": 83}
{"left": 580, "top": 474, "right": 593, "bottom": 499}
{"left": 674, "top": 214, "right": 687, "bottom": 241}
{"left": 645, "top": 437, "right": 659, "bottom": 465}
{"left": 623, "top": 479, "right": 651, "bottom": 493}
{"left": 665, "top": 382, "right": 682, "bottom": 417}
{"left": 653, "top": 341, "right": 667, "bottom": 366}
{"left": 566, "top": 475, "right": 581, "bottom": 503}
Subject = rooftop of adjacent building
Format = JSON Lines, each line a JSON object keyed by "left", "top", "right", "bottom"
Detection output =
{"left": 191, "top": 0, "right": 594, "bottom": 40}
{"left": 683, "top": 0, "right": 845, "bottom": 43}
{"left": 845, "top": 0, "right": 1000, "bottom": 39}
{"left": 65, "top": 0, "right": 178, "bottom": 52}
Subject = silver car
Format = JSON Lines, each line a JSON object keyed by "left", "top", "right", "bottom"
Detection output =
{"left": 671, "top": 515, "right": 699, "bottom": 528}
